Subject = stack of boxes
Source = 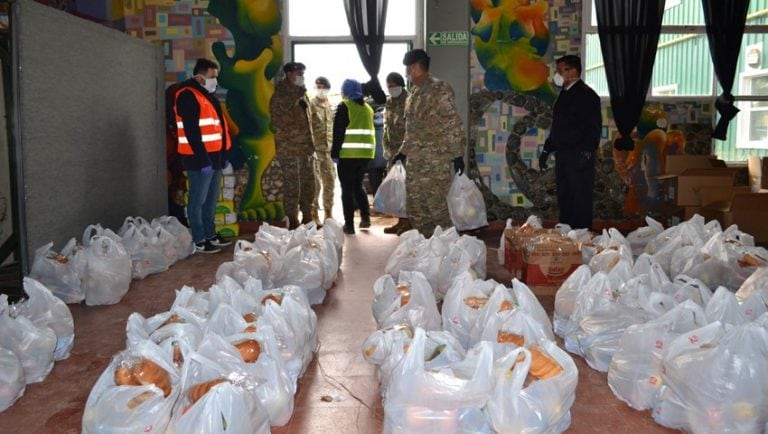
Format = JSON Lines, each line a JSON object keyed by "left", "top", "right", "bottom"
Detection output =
{"left": 215, "top": 163, "right": 239, "bottom": 238}
{"left": 503, "top": 225, "right": 582, "bottom": 294}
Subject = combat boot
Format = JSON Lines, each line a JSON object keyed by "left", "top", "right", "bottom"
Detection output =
{"left": 288, "top": 215, "right": 300, "bottom": 230}
{"left": 383, "top": 219, "right": 403, "bottom": 234}
{"left": 395, "top": 219, "right": 412, "bottom": 235}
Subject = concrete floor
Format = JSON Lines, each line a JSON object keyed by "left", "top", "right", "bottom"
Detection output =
{"left": 0, "top": 213, "right": 676, "bottom": 433}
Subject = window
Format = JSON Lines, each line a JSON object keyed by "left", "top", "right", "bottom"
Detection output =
{"left": 583, "top": 0, "right": 768, "bottom": 161}
{"left": 286, "top": 0, "right": 421, "bottom": 100}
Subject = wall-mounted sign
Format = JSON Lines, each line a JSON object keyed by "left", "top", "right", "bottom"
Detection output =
{"left": 428, "top": 31, "right": 469, "bottom": 47}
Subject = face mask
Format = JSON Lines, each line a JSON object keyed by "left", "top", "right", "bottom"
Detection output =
{"left": 293, "top": 75, "right": 305, "bottom": 87}
{"left": 553, "top": 73, "right": 565, "bottom": 88}
{"left": 316, "top": 88, "right": 329, "bottom": 99}
{"left": 203, "top": 77, "right": 217, "bottom": 93}
{"left": 389, "top": 86, "right": 403, "bottom": 98}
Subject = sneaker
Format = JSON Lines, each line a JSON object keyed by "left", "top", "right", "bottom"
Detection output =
{"left": 195, "top": 240, "right": 221, "bottom": 254}
{"left": 343, "top": 225, "right": 355, "bottom": 235}
{"left": 359, "top": 217, "right": 371, "bottom": 229}
{"left": 207, "top": 234, "right": 232, "bottom": 247}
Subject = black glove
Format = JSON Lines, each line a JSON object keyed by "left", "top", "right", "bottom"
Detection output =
{"left": 539, "top": 151, "right": 550, "bottom": 171}
{"left": 298, "top": 99, "right": 308, "bottom": 110}
{"left": 453, "top": 156, "right": 465, "bottom": 175}
{"left": 392, "top": 153, "right": 407, "bottom": 165}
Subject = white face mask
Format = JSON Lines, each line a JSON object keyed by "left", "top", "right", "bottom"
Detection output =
{"left": 389, "top": 86, "right": 403, "bottom": 98}
{"left": 203, "top": 77, "right": 218, "bottom": 93}
{"left": 553, "top": 73, "right": 565, "bottom": 88}
{"left": 316, "top": 88, "right": 329, "bottom": 99}
{"left": 293, "top": 75, "right": 305, "bottom": 87}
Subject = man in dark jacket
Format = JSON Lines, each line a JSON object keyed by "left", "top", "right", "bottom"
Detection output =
{"left": 540, "top": 55, "right": 602, "bottom": 230}
{"left": 174, "top": 58, "right": 232, "bottom": 253}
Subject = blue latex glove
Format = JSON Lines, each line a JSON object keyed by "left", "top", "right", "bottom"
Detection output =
{"left": 332, "top": 158, "right": 339, "bottom": 164}
{"left": 200, "top": 165, "right": 214, "bottom": 175}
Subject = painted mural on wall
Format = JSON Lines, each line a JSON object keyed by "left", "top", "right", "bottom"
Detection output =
{"left": 208, "top": 0, "right": 285, "bottom": 222}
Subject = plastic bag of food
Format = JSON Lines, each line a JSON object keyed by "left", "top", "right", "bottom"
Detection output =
{"left": 0, "top": 295, "right": 56, "bottom": 384}
{"left": 704, "top": 286, "right": 747, "bottom": 327}
{"left": 607, "top": 301, "right": 707, "bottom": 410}
{"left": 441, "top": 272, "right": 497, "bottom": 349}
{"left": 656, "top": 321, "right": 768, "bottom": 434}
{"left": 553, "top": 265, "right": 593, "bottom": 337}
{"left": 626, "top": 216, "right": 664, "bottom": 257}
{"left": 82, "top": 223, "right": 123, "bottom": 247}
{"left": 446, "top": 173, "right": 488, "bottom": 231}
{"left": 15, "top": 277, "right": 74, "bottom": 360}
{"left": 0, "top": 347, "right": 24, "bottom": 412}
{"left": 29, "top": 239, "right": 84, "bottom": 304}
{"left": 383, "top": 328, "right": 494, "bottom": 434}
{"left": 372, "top": 271, "right": 440, "bottom": 331}
{"left": 151, "top": 216, "right": 195, "bottom": 261}
{"left": 121, "top": 223, "right": 169, "bottom": 279}
{"left": 485, "top": 340, "right": 578, "bottom": 434}
{"left": 82, "top": 339, "right": 179, "bottom": 434}
{"left": 497, "top": 219, "right": 513, "bottom": 265}
{"left": 81, "top": 235, "right": 133, "bottom": 306}
{"left": 373, "top": 161, "right": 407, "bottom": 217}
{"left": 167, "top": 352, "right": 269, "bottom": 434}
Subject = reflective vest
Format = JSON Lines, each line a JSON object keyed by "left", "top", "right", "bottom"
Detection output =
{"left": 174, "top": 86, "right": 231, "bottom": 155}
{"left": 339, "top": 99, "right": 375, "bottom": 159}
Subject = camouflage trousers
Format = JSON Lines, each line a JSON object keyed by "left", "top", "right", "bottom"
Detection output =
{"left": 277, "top": 155, "right": 315, "bottom": 221}
{"left": 312, "top": 151, "right": 336, "bottom": 213}
{"left": 405, "top": 157, "right": 453, "bottom": 236}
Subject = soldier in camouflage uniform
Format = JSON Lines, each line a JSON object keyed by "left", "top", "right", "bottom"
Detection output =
{"left": 382, "top": 72, "right": 411, "bottom": 234}
{"left": 269, "top": 62, "right": 316, "bottom": 229}
{"left": 392, "top": 49, "right": 465, "bottom": 236}
{"left": 309, "top": 76, "right": 336, "bottom": 223}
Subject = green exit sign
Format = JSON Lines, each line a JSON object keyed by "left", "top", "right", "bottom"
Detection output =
{"left": 427, "top": 31, "right": 469, "bottom": 47}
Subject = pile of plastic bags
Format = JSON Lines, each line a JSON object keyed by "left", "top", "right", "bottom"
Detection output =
{"left": 0, "top": 277, "right": 74, "bottom": 412}
{"left": 215, "top": 220, "right": 344, "bottom": 305}
{"left": 552, "top": 214, "right": 768, "bottom": 432}
{"left": 29, "top": 216, "right": 194, "bottom": 306}
{"left": 363, "top": 227, "right": 578, "bottom": 434}
{"left": 83, "top": 221, "right": 337, "bottom": 433}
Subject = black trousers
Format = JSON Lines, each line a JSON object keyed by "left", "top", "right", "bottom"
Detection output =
{"left": 555, "top": 150, "right": 595, "bottom": 230}
{"left": 367, "top": 166, "right": 386, "bottom": 196}
{"left": 337, "top": 158, "right": 371, "bottom": 227}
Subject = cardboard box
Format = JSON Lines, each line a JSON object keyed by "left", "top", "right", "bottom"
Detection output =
{"left": 747, "top": 155, "right": 768, "bottom": 191}
{"left": 504, "top": 226, "right": 557, "bottom": 278}
{"left": 700, "top": 189, "right": 768, "bottom": 243}
{"left": 521, "top": 236, "right": 582, "bottom": 289}
{"left": 657, "top": 168, "right": 739, "bottom": 206}
{"left": 664, "top": 155, "right": 725, "bottom": 175}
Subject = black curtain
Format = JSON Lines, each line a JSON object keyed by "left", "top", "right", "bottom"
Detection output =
{"left": 595, "top": 0, "right": 665, "bottom": 151}
{"left": 343, "top": 0, "right": 388, "bottom": 104}
{"left": 702, "top": 0, "right": 750, "bottom": 140}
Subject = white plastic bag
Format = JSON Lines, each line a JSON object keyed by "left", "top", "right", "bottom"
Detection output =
{"left": 626, "top": 216, "right": 664, "bottom": 257}
{"left": 122, "top": 223, "right": 169, "bottom": 279}
{"left": 373, "top": 161, "right": 407, "bottom": 217}
{"left": 607, "top": 301, "right": 707, "bottom": 410}
{"left": 0, "top": 347, "right": 24, "bottom": 412}
{"left": 151, "top": 216, "right": 195, "bottom": 261}
{"left": 553, "top": 265, "right": 593, "bottom": 337}
{"left": 29, "top": 240, "right": 84, "bottom": 304}
{"left": 446, "top": 173, "right": 488, "bottom": 231}
{"left": 17, "top": 277, "right": 74, "bottom": 360}
{"left": 0, "top": 295, "right": 56, "bottom": 384}
{"left": 383, "top": 328, "right": 494, "bottom": 434}
{"left": 485, "top": 341, "right": 578, "bottom": 434}
{"left": 372, "top": 272, "right": 440, "bottom": 331}
{"left": 82, "top": 340, "right": 179, "bottom": 434}
{"left": 82, "top": 236, "right": 133, "bottom": 306}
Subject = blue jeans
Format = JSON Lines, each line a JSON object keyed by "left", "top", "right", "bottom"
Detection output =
{"left": 186, "top": 169, "right": 221, "bottom": 243}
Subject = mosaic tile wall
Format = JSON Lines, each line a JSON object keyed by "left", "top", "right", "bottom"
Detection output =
{"left": 73, "top": 0, "right": 234, "bottom": 87}
{"left": 470, "top": 0, "right": 583, "bottom": 206}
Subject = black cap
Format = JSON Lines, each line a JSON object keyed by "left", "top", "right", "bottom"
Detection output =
{"left": 386, "top": 72, "right": 405, "bottom": 87}
{"left": 315, "top": 76, "right": 331, "bottom": 88}
{"left": 283, "top": 62, "right": 306, "bottom": 73}
{"left": 403, "top": 49, "right": 429, "bottom": 66}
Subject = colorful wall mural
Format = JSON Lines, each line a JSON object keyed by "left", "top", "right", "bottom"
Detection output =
{"left": 71, "top": 0, "right": 284, "bottom": 222}
{"left": 469, "top": 0, "right": 716, "bottom": 220}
